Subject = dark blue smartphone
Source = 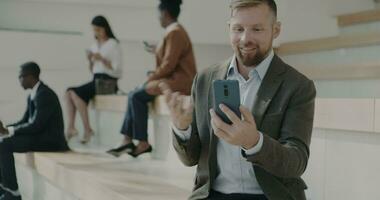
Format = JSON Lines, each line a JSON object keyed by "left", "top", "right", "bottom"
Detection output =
{"left": 143, "top": 41, "right": 150, "bottom": 48}
{"left": 212, "top": 80, "right": 241, "bottom": 124}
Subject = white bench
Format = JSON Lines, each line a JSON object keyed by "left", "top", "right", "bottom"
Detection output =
{"left": 13, "top": 96, "right": 195, "bottom": 200}
{"left": 92, "top": 95, "right": 172, "bottom": 160}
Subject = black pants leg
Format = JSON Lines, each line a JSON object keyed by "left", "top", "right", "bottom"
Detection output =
{"left": 120, "top": 91, "right": 135, "bottom": 138}
{"left": 0, "top": 136, "right": 33, "bottom": 200}
{"left": 206, "top": 190, "right": 268, "bottom": 200}
{"left": 120, "top": 87, "right": 156, "bottom": 141}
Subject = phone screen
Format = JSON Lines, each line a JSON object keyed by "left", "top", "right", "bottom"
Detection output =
{"left": 213, "top": 80, "right": 241, "bottom": 124}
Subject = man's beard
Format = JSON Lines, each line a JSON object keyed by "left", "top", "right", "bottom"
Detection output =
{"left": 236, "top": 47, "right": 267, "bottom": 67}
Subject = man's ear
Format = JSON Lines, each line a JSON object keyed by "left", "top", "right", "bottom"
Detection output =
{"left": 273, "top": 21, "right": 281, "bottom": 39}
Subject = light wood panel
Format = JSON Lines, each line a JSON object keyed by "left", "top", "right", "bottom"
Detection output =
{"left": 337, "top": 9, "right": 380, "bottom": 27}
{"left": 92, "top": 95, "right": 128, "bottom": 112}
{"left": 276, "top": 32, "right": 380, "bottom": 55}
{"left": 94, "top": 96, "right": 380, "bottom": 133}
{"left": 314, "top": 98, "right": 375, "bottom": 132}
{"left": 294, "top": 62, "right": 380, "bottom": 80}
{"left": 93, "top": 95, "right": 170, "bottom": 115}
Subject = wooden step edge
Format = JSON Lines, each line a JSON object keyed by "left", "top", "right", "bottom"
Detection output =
{"left": 337, "top": 9, "right": 380, "bottom": 27}
{"left": 276, "top": 32, "right": 380, "bottom": 55}
{"left": 293, "top": 62, "right": 380, "bottom": 80}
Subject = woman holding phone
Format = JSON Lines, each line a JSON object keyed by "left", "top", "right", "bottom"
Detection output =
{"left": 65, "top": 15, "right": 123, "bottom": 144}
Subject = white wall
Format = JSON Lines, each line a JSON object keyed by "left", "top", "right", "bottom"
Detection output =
{"left": 0, "top": 0, "right": 231, "bottom": 44}
{"left": 0, "top": 30, "right": 232, "bottom": 123}
{"left": 0, "top": 0, "right": 376, "bottom": 45}
{"left": 304, "top": 129, "right": 380, "bottom": 200}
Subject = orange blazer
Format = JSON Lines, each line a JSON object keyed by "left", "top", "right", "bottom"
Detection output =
{"left": 147, "top": 23, "right": 197, "bottom": 95}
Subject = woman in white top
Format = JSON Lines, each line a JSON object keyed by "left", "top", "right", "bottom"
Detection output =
{"left": 65, "top": 15, "right": 123, "bottom": 144}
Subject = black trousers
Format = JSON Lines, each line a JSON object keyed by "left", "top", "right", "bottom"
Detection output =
{"left": 0, "top": 136, "right": 34, "bottom": 195}
{"left": 0, "top": 135, "right": 67, "bottom": 199}
{"left": 206, "top": 190, "right": 268, "bottom": 200}
{"left": 120, "top": 86, "right": 156, "bottom": 141}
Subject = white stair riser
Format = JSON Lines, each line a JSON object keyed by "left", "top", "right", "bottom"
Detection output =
{"left": 281, "top": 44, "right": 380, "bottom": 67}
{"left": 340, "top": 21, "right": 380, "bottom": 35}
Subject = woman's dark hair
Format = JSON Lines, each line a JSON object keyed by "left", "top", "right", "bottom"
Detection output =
{"left": 91, "top": 15, "right": 119, "bottom": 42}
{"left": 159, "top": 0, "right": 183, "bottom": 19}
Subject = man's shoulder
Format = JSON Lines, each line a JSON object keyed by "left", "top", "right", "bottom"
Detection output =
{"left": 36, "top": 82, "right": 59, "bottom": 100}
{"left": 165, "top": 27, "right": 187, "bottom": 42}
{"left": 275, "top": 56, "right": 313, "bottom": 85}
{"left": 274, "top": 56, "right": 316, "bottom": 96}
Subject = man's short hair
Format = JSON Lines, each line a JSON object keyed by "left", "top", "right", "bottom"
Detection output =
{"left": 20, "top": 62, "right": 40, "bottom": 79}
{"left": 230, "top": 0, "right": 277, "bottom": 18}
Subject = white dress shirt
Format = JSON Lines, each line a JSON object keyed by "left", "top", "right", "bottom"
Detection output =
{"left": 173, "top": 50, "right": 275, "bottom": 194}
{"left": 29, "top": 81, "right": 41, "bottom": 102}
{"left": 90, "top": 38, "right": 123, "bottom": 79}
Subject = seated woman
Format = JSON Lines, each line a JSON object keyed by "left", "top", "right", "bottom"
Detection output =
{"left": 65, "top": 15, "right": 123, "bottom": 144}
{"left": 107, "top": 0, "right": 197, "bottom": 157}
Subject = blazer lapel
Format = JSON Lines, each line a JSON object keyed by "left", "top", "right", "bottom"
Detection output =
{"left": 207, "top": 58, "right": 232, "bottom": 131}
{"left": 252, "top": 55, "right": 286, "bottom": 129}
{"left": 207, "top": 58, "right": 231, "bottom": 182}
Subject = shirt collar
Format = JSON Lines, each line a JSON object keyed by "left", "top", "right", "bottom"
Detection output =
{"left": 165, "top": 22, "right": 179, "bottom": 34}
{"left": 227, "top": 49, "right": 274, "bottom": 81}
{"left": 30, "top": 81, "right": 41, "bottom": 100}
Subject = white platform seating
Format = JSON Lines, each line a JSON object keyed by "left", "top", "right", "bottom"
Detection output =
{"left": 15, "top": 151, "right": 192, "bottom": 200}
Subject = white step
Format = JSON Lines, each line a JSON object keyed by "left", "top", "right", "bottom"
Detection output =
{"left": 315, "top": 79, "right": 380, "bottom": 98}
{"left": 15, "top": 151, "right": 194, "bottom": 200}
{"left": 337, "top": 9, "right": 380, "bottom": 27}
{"left": 335, "top": 9, "right": 380, "bottom": 35}
{"left": 276, "top": 32, "right": 380, "bottom": 80}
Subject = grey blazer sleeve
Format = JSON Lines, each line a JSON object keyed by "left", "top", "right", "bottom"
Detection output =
{"left": 246, "top": 79, "right": 316, "bottom": 178}
{"left": 172, "top": 74, "right": 202, "bottom": 166}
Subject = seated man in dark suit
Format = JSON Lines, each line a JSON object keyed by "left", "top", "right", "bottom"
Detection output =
{"left": 0, "top": 62, "right": 69, "bottom": 200}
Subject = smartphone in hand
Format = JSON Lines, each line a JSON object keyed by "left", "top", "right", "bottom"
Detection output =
{"left": 212, "top": 80, "right": 241, "bottom": 124}
{"left": 143, "top": 41, "right": 151, "bottom": 48}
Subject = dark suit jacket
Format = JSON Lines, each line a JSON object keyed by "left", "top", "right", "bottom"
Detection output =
{"left": 9, "top": 82, "right": 69, "bottom": 151}
{"left": 173, "top": 55, "right": 316, "bottom": 200}
{"left": 147, "top": 23, "right": 197, "bottom": 95}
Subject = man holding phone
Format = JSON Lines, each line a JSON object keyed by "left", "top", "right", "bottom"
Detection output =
{"left": 159, "top": 0, "right": 316, "bottom": 199}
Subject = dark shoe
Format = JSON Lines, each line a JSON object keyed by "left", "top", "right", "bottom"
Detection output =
{"left": 106, "top": 143, "right": 136, "bottom": 157}
{"left": 2, "top": 193, "right": 21, "bottom": 200}
{"left": 129, "top": 145, "right": 153, "bottom": 158}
